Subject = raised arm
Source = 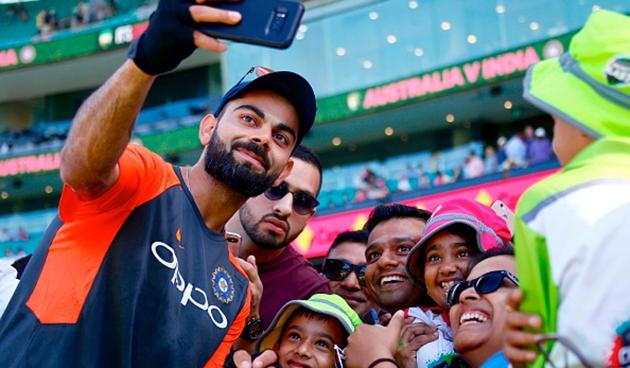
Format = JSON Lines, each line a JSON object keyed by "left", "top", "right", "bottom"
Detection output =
{"left": 60, "top": 0, "right": 242, "bottom": 199}
{"left": 60, "top": 62, "right": 154, "bottom": 198}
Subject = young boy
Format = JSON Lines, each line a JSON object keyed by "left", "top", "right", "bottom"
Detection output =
{"left": 448, "top": 248, "right": 518, "bottom": 368}
{"left": 229, "top": 293, "right": 361, "bottom": 368}
{"left": 506, "top": 10, "right": 630, "bottom": 367}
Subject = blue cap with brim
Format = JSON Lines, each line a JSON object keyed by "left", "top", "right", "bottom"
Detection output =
{"left": 214, "top": 70, "right": 316, "bottom": 145}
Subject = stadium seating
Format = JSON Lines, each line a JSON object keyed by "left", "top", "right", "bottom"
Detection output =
{"left": 0, "top": 96, "right": 209, "bottom": 159}
{"left": 317, "top": 141, "right": 484, "bottom": 208}
{"left": 0, "top": 0, "right": 148, "bottom": 47}
{"left": 0, "top": 208, "right": 57, "bottom": 258}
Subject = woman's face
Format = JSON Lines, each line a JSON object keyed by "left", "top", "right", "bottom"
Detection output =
{"left": 423, "top": 231, "right": 475, "bottom": 308}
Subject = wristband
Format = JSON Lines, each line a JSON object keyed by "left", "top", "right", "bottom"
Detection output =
{"left": 367, "top": 357, "right": 399, "bottom": 368}
{"left": 128, "top": 0, "right": 196, "bottom": 75}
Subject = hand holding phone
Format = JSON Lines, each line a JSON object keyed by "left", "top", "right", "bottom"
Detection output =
{"left": 198, "top": 0, "right": 305, "bottom": 49}
{"left": 129, "top": 0, "right": 242, "bottom": 75}
{"left": 491, "top": 200, "right": 515, "bottom": 236}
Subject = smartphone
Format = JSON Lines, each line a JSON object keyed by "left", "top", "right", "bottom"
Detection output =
{"left": 491, "top": 200, "right": 515, "bottom": 236}
{"left": 198, "top": 0, "right": 305, "bottom": 49}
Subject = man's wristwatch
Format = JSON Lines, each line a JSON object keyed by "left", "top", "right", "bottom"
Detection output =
{"left": 241, "top": 317, "right": 264, "bottom": 340}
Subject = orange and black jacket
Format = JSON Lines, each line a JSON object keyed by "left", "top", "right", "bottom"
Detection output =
{"left": 0, "top": 144, "right": 251, "bottom": 367}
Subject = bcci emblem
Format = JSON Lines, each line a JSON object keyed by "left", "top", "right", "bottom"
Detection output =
{"left": 212, "top": 267, "right": 235, "bottom": 304}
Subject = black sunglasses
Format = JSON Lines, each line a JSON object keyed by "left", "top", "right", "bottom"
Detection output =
{"left": 263, "top": 181, "right": 319, "bottom": 215}
{"left": 321, "top": 259, "right": 366, "bottom": 286}
{"left": 447, "top": 270, "right": 519, "bottom": 307}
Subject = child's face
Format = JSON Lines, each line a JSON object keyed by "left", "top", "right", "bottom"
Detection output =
{"left": 449, "top": 255, "right": 518, "bottom": 361}
{"left": 423, "top": 231, "right": 475, "bottom": 308}
{"left": 276, "top": 313, "right": 344, "bottom": 368}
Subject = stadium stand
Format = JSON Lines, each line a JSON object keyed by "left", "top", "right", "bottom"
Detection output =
{"left": 0, "top": 208, "right": 56, "bottom": 258}
{"left": 0, "top": 0, "right": 149, "bottom": 47}
{"left": 0, "top": 96, "right": 213, "bottom": 158}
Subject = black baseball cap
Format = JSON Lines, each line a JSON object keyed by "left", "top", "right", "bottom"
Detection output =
{"left": 213, "top": 67, "right": 316, "bottom": 145}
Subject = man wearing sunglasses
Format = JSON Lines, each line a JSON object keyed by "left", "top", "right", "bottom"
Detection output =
{"left": 0, "top": 1, "right": 318, "bottom": 367}
{"left": 226, "top": 145, "right": 329, "bottom": 332}
{"left": 322, "top": 230, "right": 376, "bottom": 321}
{"left": 448, "top": 248, "right": 517, "bottom": 367}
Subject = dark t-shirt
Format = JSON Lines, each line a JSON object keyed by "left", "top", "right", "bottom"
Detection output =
{"left": 0, "top": 145, "right": 250, "bottom": 368}
{"left": 258, "top": 246, "right": 330, "bottom": 329}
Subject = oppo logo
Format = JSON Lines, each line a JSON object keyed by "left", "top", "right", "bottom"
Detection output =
{"left": 151, "top": 241, "right": 228, "bottom": 329}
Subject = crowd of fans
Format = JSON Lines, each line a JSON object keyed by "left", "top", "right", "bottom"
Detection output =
{"left": 0, "top": 227, "right": 28, "bottom": 244}
{"left": 1, "top": 0, "right": 160, "bottom": 44}
{"left": 0, "top": 227, "right": 29, "bottom": 260}
{"left": 35, "top": 0, "right": 117, "bottom": 38}
{"left": 352, "top": 125, "right": 556, "bottom": 204}
{"left": 0, "top": 6, "right": 627, "bottom": 368}
{"left": 4, "top": 4, "right": 29, "bottom": 23}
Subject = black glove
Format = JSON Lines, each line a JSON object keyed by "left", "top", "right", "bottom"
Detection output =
{"left": 128, "top": 0, "right": 196, "bottom": 75}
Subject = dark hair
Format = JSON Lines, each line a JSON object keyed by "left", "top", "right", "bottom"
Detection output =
{"left": 466, "top": 246, "right": 515, "bottom": 275}
{"left": 292, "top": 145, "right": 323, "bottom": 195}
{"left": 326, "top": 230, "right": 369, "bottom": 258}
{"left": 442, "top": 223, "right": 478, "bottom": 247}
{"left": 277, "top": 306, "right": 348, "bottom": 347}
{"left": 363, "top": 204, "right": 432, "bottom": 234}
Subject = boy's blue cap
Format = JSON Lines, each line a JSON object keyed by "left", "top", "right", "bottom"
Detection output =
{"left": 214, "top": 68, "right": 316, "bottom": 145}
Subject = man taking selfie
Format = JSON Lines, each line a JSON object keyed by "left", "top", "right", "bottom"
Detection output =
{"left": 0, "top": 1, "right": 316, "bottom": 367}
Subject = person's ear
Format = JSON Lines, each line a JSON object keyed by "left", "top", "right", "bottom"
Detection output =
{"left": 272, "top": 157, "right": 294, "bottom": 186}
{"left": 198, "top": 114, "right": 217, "bottom": 146}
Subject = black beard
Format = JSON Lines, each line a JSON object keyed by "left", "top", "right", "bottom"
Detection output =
{"left": 204, "top": 131, "right": 279, "bottom": 197}
{"left": 240, "top": 208, "right": 290, "bottom": 250}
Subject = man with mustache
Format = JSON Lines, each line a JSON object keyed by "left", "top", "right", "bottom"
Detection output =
{"left": 322, "top": 230, "right": 376, "bottom": 322}
{"left": 363, "top": 204, "right": 438, "bottom": 367}
{"left": 226, "top": 145, "right": 329, "bottom": 332}
{"left": 0, "top": 1, "right": 316, "bottom": 366}
{"left": 363, "top": 204, "right": 431, "bottom": 316}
